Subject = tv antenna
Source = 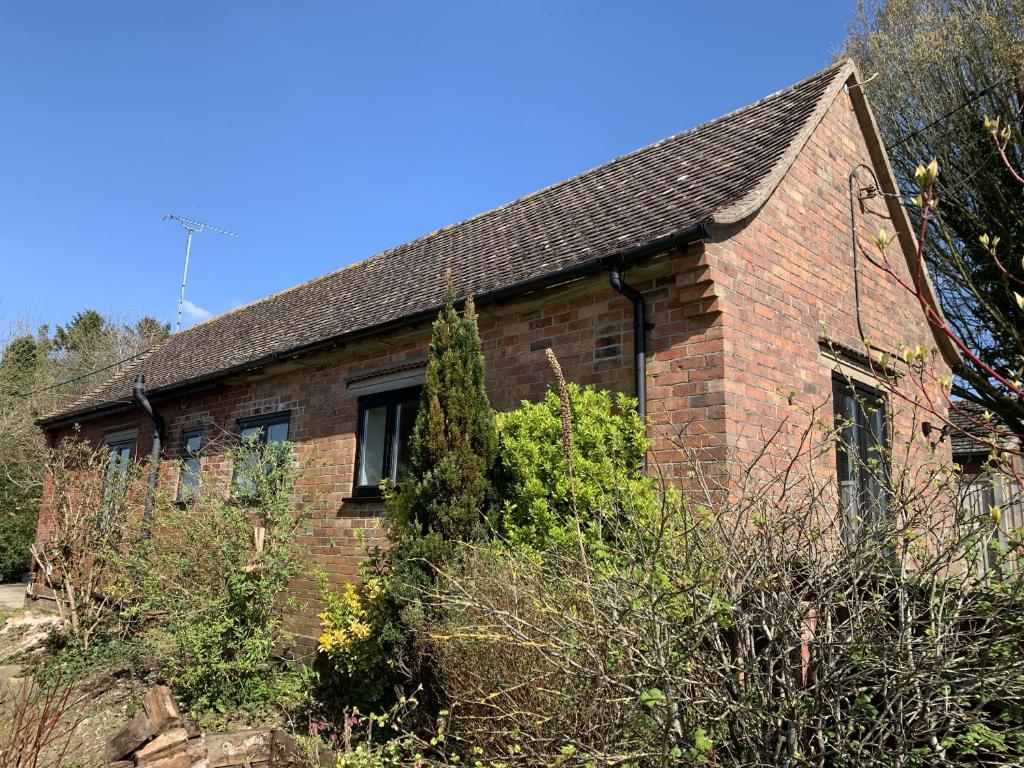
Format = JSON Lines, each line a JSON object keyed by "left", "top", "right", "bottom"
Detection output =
{"left": 163, "top": 213, "right": 239, "bottom": 332}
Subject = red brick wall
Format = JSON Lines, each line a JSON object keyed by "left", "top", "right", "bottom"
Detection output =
{"left": 707, "top": 83, "right": 951, "bottom": 482}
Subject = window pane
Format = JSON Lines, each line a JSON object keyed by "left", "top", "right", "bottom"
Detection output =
{"left": 392, "top": 400, "right": 418, "bottom": 483}
{"left": 105, "top": 442, "right": 131, "bottom": 478}
{"left": 235, "top": 428, "right": 260, "bottom": 496}
{"left": 178, "top": 433, "right": 203, "bottom": 501}
{"left": 103, "top": 441, "right": 133, "bottom": 508}
{"left": 834, "top": 386, "right": 858, "bottom": 531}
{"left": 834, "top": 379, "right": 889, "bottom": 535}
{"left": 236, "top": 416, "right": 290, "bottom": 496}
{"left": 179, "top": 457, "right": 201, "bottom": 499}
{"left": 234, "top": 455, "right": 258, "bottom": 496}
{"left": 266, "top": 421, "right": 289, "bottom": 444}
{"left": 359, "top": 405, "right": 388, "bottom": 488}
{"left": 862, "top": 397, "right": 888, "bottom": 522}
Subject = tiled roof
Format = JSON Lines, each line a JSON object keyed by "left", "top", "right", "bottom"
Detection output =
{"left": 42, "top": 60, "right": 852, "bottom": 425}
{"left": 950, "top": 401, "right": 1004, "bottom": 458}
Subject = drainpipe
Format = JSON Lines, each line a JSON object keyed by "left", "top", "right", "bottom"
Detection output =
{"left": 132, "top": 374, "right": 165, "bottom": 530}
{"left": 608, "top": 265, "right": 649, "bottom": 470}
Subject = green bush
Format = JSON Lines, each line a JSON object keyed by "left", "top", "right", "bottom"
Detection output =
{"left": 315, "top": 570, "right": 399, "bottom": 713}
{"left": 122, "top": 437, "right": 310, "bottom": 721}
{"left": 492, "top": 383, "right": 651, "bottom": 550}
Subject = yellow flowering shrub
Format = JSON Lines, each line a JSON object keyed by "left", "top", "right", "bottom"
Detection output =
{"left": 318, "top": 580, "right": 378, "bottom": 667}
{"left": 316, "top": 571, "right": 396, "bottom": 708}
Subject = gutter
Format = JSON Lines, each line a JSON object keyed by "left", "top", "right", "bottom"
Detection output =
{"left": 608, "top": 266, "right": 648, "bottom": 419}
{"left": 608, "top": 264, "right": 649, "bottom": 471}
{"left": 132, "top": 374, "right": 165, "bottom": 531}
{"left": 603, "top": 222, "right": 709, "bottom": 472}
{"left": 39, "top": 219, "right": 710, "bottom": 430}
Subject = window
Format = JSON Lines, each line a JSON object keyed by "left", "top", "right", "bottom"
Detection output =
{"left": 177, "top": 428, "right": 203, "bottom": 501}
{"left": 103, "top": 432, "right": 135, "bottom": 495}
{"left": 102, "top": 434, "right": 134, "bottom": 487}
{"left": 233, "top": 411, "right": 290, "bottom": 496}
{"left": 353, "top": 387, "right": 420, "bottom": 497}
{"left": 833, "top": 377, "right": 889, "bottom": 537}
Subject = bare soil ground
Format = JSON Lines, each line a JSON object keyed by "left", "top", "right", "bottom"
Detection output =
{"left": 0, "top": 603, "right": 146, "bottom": 767}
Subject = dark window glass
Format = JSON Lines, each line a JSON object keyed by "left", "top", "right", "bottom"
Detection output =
{"left": 393, "top": 400, "right": 417, "bottom": 484}
{"left": 834, "top": 377, "right": 888, "bottom": 539}
{"left": 177, "top": 429, "right": 203, "bottom": 501}
{"left": 234, "top": 412, "right": 290, "bottom": 496}
{"left": 354, "top": 387, "right": 420, "bottom": 497}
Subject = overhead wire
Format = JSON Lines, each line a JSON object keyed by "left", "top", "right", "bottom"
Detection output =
{"left": 1, "top": 347, "right": 153, "bottom": 399}
{"left": 888, "top": 76, "right": 1014, "bottom": 149}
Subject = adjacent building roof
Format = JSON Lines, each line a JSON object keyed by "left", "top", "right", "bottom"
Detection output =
{"left": 42, "top": 60, "right": 855, "bottom": 426}
{"left": 950, "top": 400, "right": 1005, "bottom": 458}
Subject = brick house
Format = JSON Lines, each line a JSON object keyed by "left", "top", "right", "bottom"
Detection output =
{"left": 33, "top": 60, "right": 957, "bottom": 639}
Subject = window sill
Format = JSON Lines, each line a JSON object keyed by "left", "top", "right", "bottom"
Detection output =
{"left": 340, "top": 495, "right": 386, "bottom": 504}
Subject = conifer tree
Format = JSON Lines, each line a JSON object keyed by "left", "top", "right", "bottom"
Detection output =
{"left": 388, "top": 278, "right": 497, "bottom": 543}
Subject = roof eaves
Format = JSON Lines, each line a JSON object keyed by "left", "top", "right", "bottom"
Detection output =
{"left": 34, "top": 347, "right": 160, "bottom": 426}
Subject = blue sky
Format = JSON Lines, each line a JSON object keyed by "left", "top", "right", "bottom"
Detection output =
{"left": 0, "top": 2, "right": 855, "bottom": 338}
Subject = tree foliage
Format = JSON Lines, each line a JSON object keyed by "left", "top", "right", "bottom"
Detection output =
{"left": 386, "top": 280, "right": 497, "bottom": 545}
{"left": 0, "top": 311, "right": 168, "bottom": 582}
{"left": 30, "top": 437, "right": 145, "bottom": 651}
{"left": 0, "top": 335, "right": 46, "bottom": 581}
{"left": 31, "top": 435, "right": 309, "bottom": 725}
{"left": 121, "top": 438, "right": 309, "bottom": 720}
{"left": 844, "top": 0, "right": 1024, "bottom": 432}
{"left": 416, "top": 427, "right": 1024, "bottom": 766}
{"left": 319, "top": 281, "right": 499, "bottom": 713}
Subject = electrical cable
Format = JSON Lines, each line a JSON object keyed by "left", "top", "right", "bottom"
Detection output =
{"left": 1, "top": 348, "right": 153, "bottom": 399}
{"left": 889, "top": 77, "right": 1013, "bottom": 149}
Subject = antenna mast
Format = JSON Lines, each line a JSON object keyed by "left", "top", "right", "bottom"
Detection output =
{"left": 163, "top": 213, "right": 240, "bottom": 332}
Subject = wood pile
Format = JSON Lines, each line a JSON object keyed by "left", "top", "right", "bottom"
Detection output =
{"left": 104, "top": 685, "right": 297, "bottom": 768}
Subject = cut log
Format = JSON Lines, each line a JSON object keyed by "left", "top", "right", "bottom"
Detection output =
{"left": 136, "top": 748, "right": 193, "bottom": 768}
{"left": 271, "top": 729, "right": 336, "bottom": 767}
{"left": 142, "top": 685, "right": 183, "bottom": 731}
{"left": 105, "top": 709, "right": 159, "bottom": 762}
{"left": 136, "top": 726, "right": 189, "bottom": 766}
{"left": 206, "top": 729, "right": 272, "bottom": 767}
{"left": 107, "top": 761, "right": 134, "bottom": 768}
{"left": 186, "top": 734, "right": 207, "bottom": 758}
{"left": 269, "top": 730, "right": 302, "bottom": 766}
